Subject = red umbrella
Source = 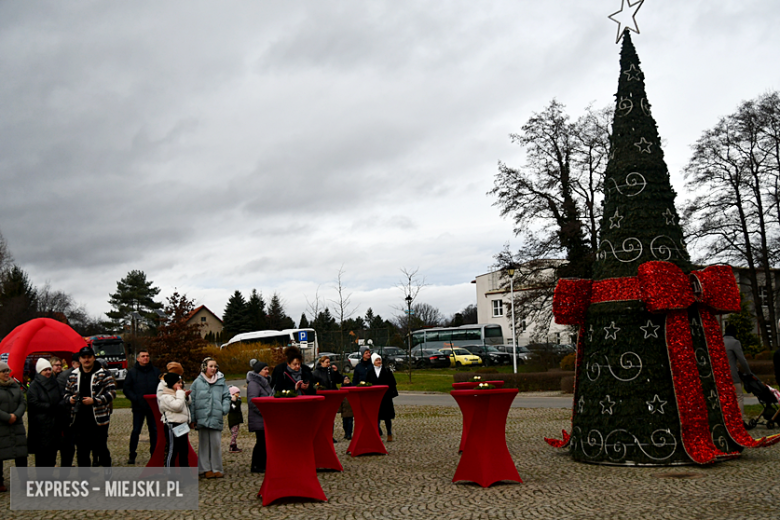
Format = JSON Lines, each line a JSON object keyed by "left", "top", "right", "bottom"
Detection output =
{"left": 0, "top": 318, "right": 87, "bottom": 380}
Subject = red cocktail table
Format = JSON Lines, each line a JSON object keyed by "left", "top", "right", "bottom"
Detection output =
{"left": 253, "top": 396, "right": 327, "bottom": 506}
{"left": 451, "top": 381, "right": 505, "bottom": 452}
{"left": 345, "top": 385, "right": 388, "bottom": 457}
{"left": 451, "top": 388, "right": 522, "bottom": 487}
{"left": 314, "top": 389, "right": 349, "bottom": 471}
{"left": 143, "top": 394, "right": 198, "bottom": 467}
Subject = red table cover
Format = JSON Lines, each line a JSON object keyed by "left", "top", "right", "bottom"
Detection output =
{"left": 451, "top": 388, "right": 522, "bottom": 487}
{"left": 451, "top": 381, "right": 505, "bottom": 452}
{"left": 143, "top": 394, "right": 198, "bottom": 468}
{"left": 314, "top": 389, "right": 350, "bottom": 471}
{"left": 253, "top": 395, "right": 327, "bottom": 506}
{"left": 345, "top": 385, "right": 388, "bottom": 457}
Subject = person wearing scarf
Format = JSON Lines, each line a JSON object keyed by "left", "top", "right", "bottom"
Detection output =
{"left": 270, "top": 346, "right": 315, "bottom": 395}
{"left": 366, "top": 353, "right": 399, "bottom": 442}
{"left": 27, "top": 358, "right": 65, "bottom": 467}
{"left": 189, "top": 357, "right": 230, "bottom": 478}
{"left": 0, "top": 361, "right": 27, "bottom": 492}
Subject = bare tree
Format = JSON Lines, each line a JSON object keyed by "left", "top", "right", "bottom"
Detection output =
{"left": 305, "top": 285, "right": 325, "bottom": 324}
{"left": 0, "top": 229, "right": 12, "bottom": 274}
{"left": 490, "top": 100, "right": 611, "bottom": 280}
{"left": 329, "top": 266, "right": 358, "bottom": 353}
{"left": 395, "top": 268, "right": 426, "bottom": 383}
{"left": 684, "top": 91, "right": 780, "bottom": 349}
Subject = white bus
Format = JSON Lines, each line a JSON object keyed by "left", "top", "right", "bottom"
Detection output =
{"left": 221, "top": 328, "right": 319, "bottom": 363}
{"left": 411, "top": 324, "right": 504, "bottom": 350}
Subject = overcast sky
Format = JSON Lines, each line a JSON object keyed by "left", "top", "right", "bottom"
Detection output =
{"left": 1, "top": 1, "right": 779, "bottom": 326}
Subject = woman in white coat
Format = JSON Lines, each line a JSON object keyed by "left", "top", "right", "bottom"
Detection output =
{"left": 158, "top": 372, "right": 191, "bottom": 468}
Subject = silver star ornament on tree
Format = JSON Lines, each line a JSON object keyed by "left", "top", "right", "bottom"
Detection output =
{"left": 608, "top": 0, "right": 644, "bottom": 44}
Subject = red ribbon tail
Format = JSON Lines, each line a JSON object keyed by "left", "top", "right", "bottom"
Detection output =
{"left": 545, "top": 429, "right": 571, "bottom": 449}
{"left": 666, "top": 311, "right": 738, "bottom": 464}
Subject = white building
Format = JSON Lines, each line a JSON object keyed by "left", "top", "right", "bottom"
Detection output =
{"left": 472, "top": 261, "right": 576, "bottom": 347}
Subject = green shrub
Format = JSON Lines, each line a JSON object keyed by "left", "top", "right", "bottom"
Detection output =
{"left": 559, "top": 353, "right": 576, "bottom": 371}
{"left": 754, "top": 350, "right": 773, "bottom": 361}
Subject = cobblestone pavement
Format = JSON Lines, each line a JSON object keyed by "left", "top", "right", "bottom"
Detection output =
{"left": 3, "top": 404, "right": 779, "bottom": 519}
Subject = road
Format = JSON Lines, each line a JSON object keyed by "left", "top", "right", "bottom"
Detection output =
{"left": 224, "top": 378, "right": 759, "bottom": 408}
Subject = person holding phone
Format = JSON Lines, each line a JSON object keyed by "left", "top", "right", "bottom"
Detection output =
{"left": 271, "top": 346, "right": 315, "bottom": 395}
{"left": 158, "top": 373, "right": 191, "bottom": 468}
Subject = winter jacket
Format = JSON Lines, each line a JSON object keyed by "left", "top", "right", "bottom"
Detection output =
{"left": 188, "top": 373, "right": 230, "bottom": 431}
{"left": 724, "top": 335, "right": 752, "bottom": 384}
{"left": 311, "top": 364, "right": 343, "bottom": 390}
{"left": 338, "top": 380, "right": 354, "bottom": 418}
{"left": 271, "top": 363, "right": 316, "bottom": 395}
{"left": 366, "top": 366, "right": 398, "bottom": 420}
{"left": 158, "top": 388, "right": 191, "bottom": 425}
{"left": 0, "top": 380, "right": 27, "bottom": 460}
{"left": 352, "top": 359, "right": 372, "bottom": 385}
{"left": 228, "top": 397, "right": 244, "bottom": 428}
{"left": 63, "top": 366, "right": 117, "bottom": 427}
{"left": 57, "top": 368, "right": 74, "bottom": 394}
{"left": 246, "top": 371, "right": 273, "bottom": 431}
{"left": 124, "top": 362, "right": 161, "bottom": 412}
{"left": 26, "top": 373, "right": 65, "bottom": 453}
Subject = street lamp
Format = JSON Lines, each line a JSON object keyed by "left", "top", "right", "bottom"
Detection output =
{"left": 405, "top": 295, "right": 413, "bottom": 377}
{"left": 508, "top": 268, "right": 517, "bottom": 374}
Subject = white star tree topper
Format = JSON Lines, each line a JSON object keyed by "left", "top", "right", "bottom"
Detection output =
{"left": 608, "top": 0, "right": 644, "bottom": 44}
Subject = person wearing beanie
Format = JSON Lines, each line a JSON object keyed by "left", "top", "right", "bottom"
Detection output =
{"left": 227, "top": 386, "right": 244, "bottom": 453}
{"left": 189, "top": 357, "right": 230, "bottom": 479}
{"left": 246, "top": 360, "right": 272, "bottom": 472}
{"left": 352, "top": 345, "right": 373, "bottom": 385}
{"left": 366, "top": 352, "right": 398, "bottom": 442}
{"left": 0, "top": 361, "right": 27, "bottom": 492}
{"left": 724, "top": 324, "right": 754, "bottom": 427}
{"left": 157, "top": 372, "right": 191, "bottom": 468}
{"left": 27, "top": 357, "right": 65, "bottom": 467}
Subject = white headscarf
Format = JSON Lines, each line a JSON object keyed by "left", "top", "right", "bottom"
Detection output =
{"left": 371, "top": 353, "right": 382, "bottom": 377}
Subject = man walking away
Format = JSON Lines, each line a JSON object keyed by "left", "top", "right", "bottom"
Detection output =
{"left": 723, "top": 325, "right": 754, "bottom": 428}
{"left": 64, "top": 346, "right": 117, "bottom": 467}
{"left": 123, "top": 349, "right": 160, "bottom": 464}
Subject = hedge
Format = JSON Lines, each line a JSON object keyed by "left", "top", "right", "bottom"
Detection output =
{"left": 453, "top": 370, "right": 575, "bottom": 392}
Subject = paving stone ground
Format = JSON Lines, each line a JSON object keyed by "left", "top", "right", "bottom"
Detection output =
{"left": 2, "top": 403, "right": 779, "bottom": 519}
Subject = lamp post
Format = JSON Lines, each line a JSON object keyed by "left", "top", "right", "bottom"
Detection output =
{"left": 405, "top": 295, "right": 413, "bottom": 381}
{"left": 508, "top": 268, "right": 517, "bottom": 374}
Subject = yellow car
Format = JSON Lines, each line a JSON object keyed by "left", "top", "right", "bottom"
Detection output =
{"left": 439, "top": 348, "right": 483, "bottom": 367}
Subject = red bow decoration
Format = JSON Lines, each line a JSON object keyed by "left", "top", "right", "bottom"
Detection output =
{"left": 546, "top": 261, "right": 780, "bottom": 462}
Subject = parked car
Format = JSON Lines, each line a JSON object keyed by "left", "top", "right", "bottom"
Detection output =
{"left": 306, "top": 351, "right": 348, "bottom": 371}
{"left": 461, "top": 345, "right": 512, "bottom": 366}
{"left": 411, "top": 346, "right": 451, "bottom": 368}
{"left": 527, "top": 342, "right": 575, "bottom": 356}
{"left": 438, "top": 347, "right": 483, "bottom": 367}
{"left": 373, "top": 346, "right": 410, "bottom": 371}
{"left": 347, "top": 351, "right": 361, "bottom": 369}
{"left": 495, "top": 344, "right": 533, "bottom": 364}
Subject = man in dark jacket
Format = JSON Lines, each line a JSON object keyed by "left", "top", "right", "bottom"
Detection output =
{"left": 352, "top": 345, "right": 373, "bottom": 385}
{"left": 724, "top": 325, "right": 753, "bottom": 426}
{"left": 123, "top": 349, "right": 160, "bottom": 464}
{"left": 57, "top": 352, "right": 80, "bottom": 467}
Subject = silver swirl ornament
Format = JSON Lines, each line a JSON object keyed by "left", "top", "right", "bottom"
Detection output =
{"left": 605, "top": 172, "right": 647, "bottom": 201}
{"left": 617, "top": 97, "right": 633, "bottom": 116}
{"left": 607, "top": 352, "right": 643, "bottom": 382}
{"left": 650, "top": 235, "right": 682, "bottom": 261}
{"left": 597, "top": 238, "right": 643, "bottom": 263}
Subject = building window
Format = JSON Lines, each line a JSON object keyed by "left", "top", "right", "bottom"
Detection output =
{"left": 201, "top": 317, "right": 207, "bottom": 323}
{"left": 520, "top": 319, "right": 527, "bottom": 333}
{"left": 492, "top": 299, "right": 503, "bottom": 317}
{"left": 759, "top": 286, "right": 769, "bottom": 307}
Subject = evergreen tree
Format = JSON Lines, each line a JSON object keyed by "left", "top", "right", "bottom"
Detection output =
{"left": 0, "top": 265, "right": 38, "bottom": 337}
{"left": 299, "top": 312, "right": 309, "bottom": 328}
{"left": 266, "top": 292, "right": 294, "bottom": 330}
{"left": 725, "top": 295, "right": 763, "bottom": 357}
{"left": 105, "top": 270, "right": 163, "bottom": 333}
{"left": 565, "top": 32, "right": 739, "bottom": 465}
{"left": 222, "top": 290, "right": 251, "bottom": 340}
{"left": 246, "top": 289, "right": 267, "bottom": 331}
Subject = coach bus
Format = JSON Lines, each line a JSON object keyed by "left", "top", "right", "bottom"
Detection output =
{"left": 411, "top": 323, "right": 504, "bottom": 350}
{"left": 220, "top": 328, "right": 319, "bottom": 363}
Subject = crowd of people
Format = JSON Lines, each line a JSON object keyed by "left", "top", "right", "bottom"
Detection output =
{"left": 0, "top": 343, "right": 398, "bottom": 489}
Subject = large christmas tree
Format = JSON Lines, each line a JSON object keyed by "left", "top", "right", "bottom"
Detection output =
{"left": 547, "top": 31, "right": 779, "bottom": 465}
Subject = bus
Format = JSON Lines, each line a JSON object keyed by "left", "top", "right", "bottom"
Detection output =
{"left": 411, "top": 324, "right": 504, "bottom": 351}
{"left": 221, "top": 328, "right": 319, "bottom": 364}
{"left": 85, "top": 335, "right": 128, "bottom": 387}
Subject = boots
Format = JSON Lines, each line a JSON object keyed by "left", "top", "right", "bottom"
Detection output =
{"left": 386, "top": 434, "right": 394, "bottom": 442}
